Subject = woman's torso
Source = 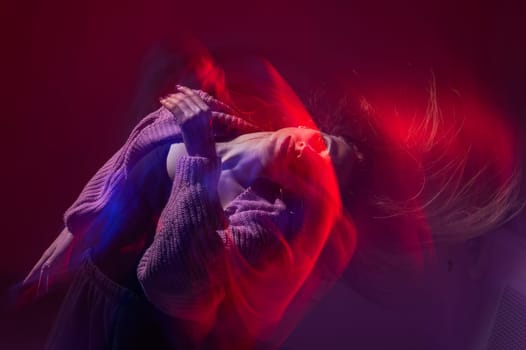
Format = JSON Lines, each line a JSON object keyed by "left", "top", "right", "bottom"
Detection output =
{"left": 94, "top": 135, "right": 299, "bottom": 291}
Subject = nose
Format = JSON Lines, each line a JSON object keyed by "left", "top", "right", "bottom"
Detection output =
{"left": 294, "top": 140, "right": 307, "bottom": 158}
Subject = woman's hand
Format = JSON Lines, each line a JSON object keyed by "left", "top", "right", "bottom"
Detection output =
{"left": 160, "top": 86, "right": 216, "bottom": 159}
{"left": 23, "top": 227, "right": 74, "bottom": 295}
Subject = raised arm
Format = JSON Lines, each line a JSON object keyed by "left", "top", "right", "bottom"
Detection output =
{"left": 136, "top": 87, "right": 226, "bottom": 337}
{"left": 135, "top": 87, "right": 344, "bottom": 345}
{"left": 135, "top": 88, "right": 291, "bottom": 337}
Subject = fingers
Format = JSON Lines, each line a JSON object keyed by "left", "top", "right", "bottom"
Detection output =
{"left": 37, "top": 261, "right": 51, "bottom": 296}
{"left": 24, "top": 250, "right": 54, "bottom": 290}
{"left": 27, "top": 244, "right": 65, "bottom": 295}
{"left": 161, "top": 93, "right": 194, "bottom": 120}
{"left": 159, "top": 94, "right": 179, "bottom": 110}
{"left": 23, "top": 229, "right": 74, "bottom": 291}
{"left": 23, "top": 246, "right": 55, "bottom": 285}
{"left": 177, "top": 86, "right": 209, "bottom": 111}
{"left": 160, "top": 87, "right": 209, "bottom": 116}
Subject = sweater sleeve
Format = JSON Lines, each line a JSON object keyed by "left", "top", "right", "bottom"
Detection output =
{"left": 136, "top": 155, "right": 227, "bottom": 321}
{"left": 137, "top": 156, "right": 297, "bottom": 328}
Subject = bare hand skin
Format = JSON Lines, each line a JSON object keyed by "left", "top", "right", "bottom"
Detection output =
{"left": 23, "top": 227, "right": 74, "bottom": 295}
{"left": 160, "top": 86, "right": 216, "bottom": 160}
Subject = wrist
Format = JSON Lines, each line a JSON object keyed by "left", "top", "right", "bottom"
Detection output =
{"left": 182, "top": 131, "right": 216, "bottom": 159}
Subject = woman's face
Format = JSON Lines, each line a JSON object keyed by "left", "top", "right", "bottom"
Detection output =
{"left": 216, "top": 127, "right": 355, "bottom": 192}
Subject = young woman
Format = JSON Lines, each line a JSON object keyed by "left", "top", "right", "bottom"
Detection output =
{"left": 23, "top": 84, "right": 362, "bottom": 349}
{"left": 22, "top": 59, "right": 523, "bottom": 349}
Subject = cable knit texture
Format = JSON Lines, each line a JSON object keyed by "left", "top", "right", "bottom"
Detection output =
{"left": 62, "top": 92, "right": 298, "bottom": 322}
{"left": 134, "top": 155, "right": 293, "bottom": 319}
{"left": 64, "top": 90, "right": 260, "bottom": 237}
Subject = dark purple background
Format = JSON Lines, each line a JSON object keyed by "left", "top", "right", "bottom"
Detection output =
{"left": 1, "top": 1, "right": 525, "bottom": 348}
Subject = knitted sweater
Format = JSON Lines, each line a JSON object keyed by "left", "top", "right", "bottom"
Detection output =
{"left": 64, "top": 92, "right": 260, "bottom": 238}
{"left": 135, "top": 155, "right": 295, "bottom": 323}
{"left": 62, "top": 99, "right": 302, "bottom": 328}
{"left": 62, "top": 93, "right": 343, "bottom": 339}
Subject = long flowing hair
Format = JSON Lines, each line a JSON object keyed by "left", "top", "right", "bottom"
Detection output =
{"left": 178, "top": 47, "right": 524, "bottom": 250}
{"left": 301, "top": 74, "right": 525, "bottom": 307}
{"left": 134, "top": 45, "right": 525, "bottom": 339}
{"left": 342, "top": 77, "right": 523, "bottom": 245}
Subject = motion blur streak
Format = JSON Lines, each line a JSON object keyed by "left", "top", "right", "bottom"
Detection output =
{"left": 176, "top": 46, "right": 357, "bottom": 348}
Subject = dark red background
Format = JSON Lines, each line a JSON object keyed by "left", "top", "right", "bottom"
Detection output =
{"left": 1, "top": 0, "right": 525, "bottom": 348}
